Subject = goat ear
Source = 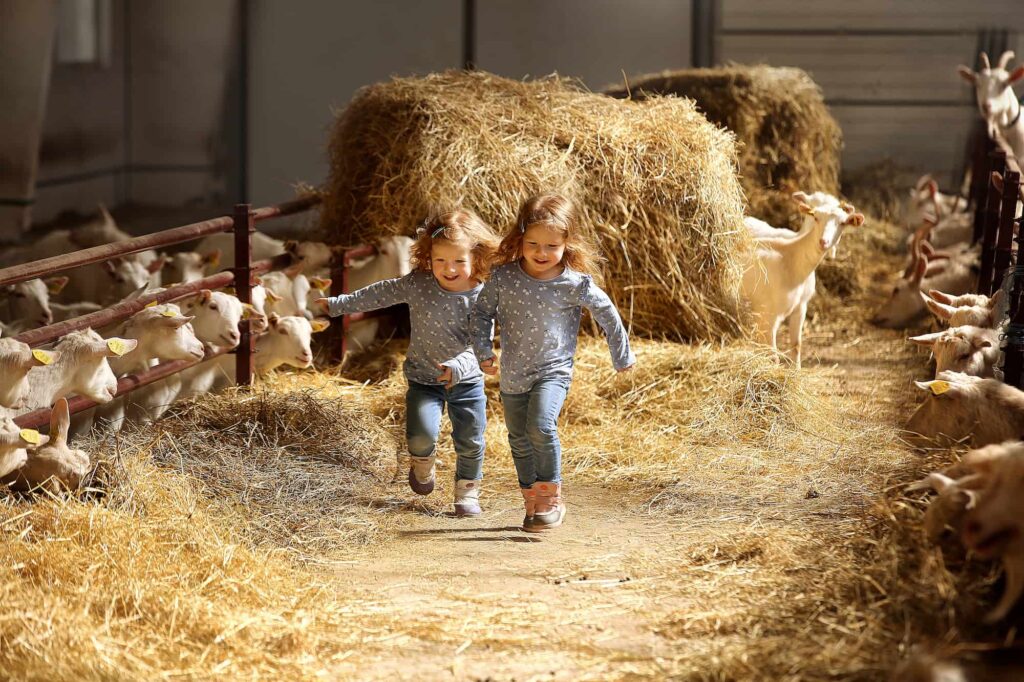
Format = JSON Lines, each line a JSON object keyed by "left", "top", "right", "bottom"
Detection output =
{"left": 1008, "top": 65, "right": 1024, "bottom": 85}
{"left": 146, "top": 255, "right": 167, "bottom": 274}
{"left": 266, "top": 289, "right": 283, "bottom": 303}
{"left": 268, "top": 313, "right": 281, "bottom": 327}
{"left": 914, "top": 379, "right": 955, "bottom": 396}
{"left": 957, "top": 65, "right": 978, "bottom": 84}
{"left": 915, "top": 174, "right": 934, "bottom": 192}
{"left": 791, "top": 191, "right": 810, "bottom": 203}
{"left": 975, "top": 337, "right": 994, "bottom": 350}
{"left": 283, "top": 240, "right": 298, "bottom": 253}
{"left": 45, "top": 276, "right": 69, "bottom": 295}
{"left": 162, "top": 315, "right": 193, "bottom": 329}
{"left": 199, "top": 289, "right": 213, "bottom": 305}
{"left": 98, "top": 203, "right": 115, "bottom": 225}
{"left": 927, "top": 289, "right": 954, "bottom": 305}
{"left": 989, "top": 289, "right": 1004, "bottom": 308}
{"left": 925, "top": 297, "right": 955, "bottom": 320}
{"left": 50, "top": 397, "right": 70, "bottom": 444}
{"left": 310, "top": 277, "right": 332, "bottom": 291}
{"left": 797, "top": 202, "right": 814, "bottom": 216}
{"left": 240, "top": 303, "right": 256, "bottom": 320}
{"left": 844, "top": 212, "right": 865, "bottom": 227}
{"left": 310, "top": 318, "right": 330, "bottom": 333}
{"left": 102, "top": 337, "right": 139, "bottom": 357}
{"left": 909, "top": 332, "right": 943, "bottom": 347}
{"left": 203, "top": 249, "right": 221, "bottom": 268}
{"left": 19, "top": 429, "right": 45, "bottom": 447}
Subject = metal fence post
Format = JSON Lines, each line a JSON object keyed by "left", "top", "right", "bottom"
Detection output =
{"left": 1002, "top": 214, "right": 1024, "bottom": 388}
{"left": 971, "top": 136, "right": 995, "bottom": 243}
{"left": 978, "top": 152, "right": 1007, "bottom": 294}
{"left": 233, "top": 203, "right": 254, "bottom": 386}
{"left": 992, "top": 170, "right": 1021, "bottom": 296}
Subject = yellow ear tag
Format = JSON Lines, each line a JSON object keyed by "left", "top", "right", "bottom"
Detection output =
{"left": 929, "top": 380, "right": 951, "bottom": 395}
{"left": 32, "top": 349, "right": 53, "bottom": 365}
{"left": 107, "top": 338, "right": 129, "bottom": 356}
{"left": 19, "top": 429, "right": 40, "bottom": 445}
{"left": 160, "top": 309, "right": 177, "bottom": 318}
{"left": 145, "top": 300, "right": 158, "bottom": 308}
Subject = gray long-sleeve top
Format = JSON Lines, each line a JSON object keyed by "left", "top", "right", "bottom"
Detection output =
{"left": 470, "top": 262, "right": 635, "bottom": 394}
{"left": 326, "top": 271, "right": 483, "bottom": 386}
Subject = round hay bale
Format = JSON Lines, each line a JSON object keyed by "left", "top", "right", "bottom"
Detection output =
{"left": 320, "top": 70, "right": 749, "bottom": 341}
{"left": 605, "top": 65, "right": 842, "bottom": 229}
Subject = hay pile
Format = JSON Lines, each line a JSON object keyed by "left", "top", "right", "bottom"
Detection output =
{"left": 320, "top": 70, "right": 749, "bottom": 341}
{"left": 0, "top": 388, "right": 401, "bottom": 678}
{"left": 606, "top": 65, "right": 842, "bottom": 229}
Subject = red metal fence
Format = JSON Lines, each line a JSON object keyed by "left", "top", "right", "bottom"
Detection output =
{"left": 968, "top": 135, "right": 1024, "bottom": 388}
{"left": 1, "top": 195, "right": 378, "bottom": 429}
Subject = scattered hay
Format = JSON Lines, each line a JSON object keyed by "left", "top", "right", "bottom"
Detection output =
{"left": 103, "top": 388, "right": 400, "bottom": 556}
{"left": 606, "top": 64, "right": 842, "bottom": 229}
{"left": 320, "top": 69, "right": 750, "bottom": 341}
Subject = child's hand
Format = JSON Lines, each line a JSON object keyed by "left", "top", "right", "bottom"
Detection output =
{"left": 480, "top": 357, "right": 498, "bottom": 376}
{"left": 313, "top": 298, "right": 331, "bottom": 316}
{"left": 436, "top": 363, "right": 454, "bottom": 389}
{"left": 617, "top": 364, "right": 635, "bottom": 374}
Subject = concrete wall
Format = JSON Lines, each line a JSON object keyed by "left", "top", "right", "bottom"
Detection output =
{"left": 0, "top": 1, "right": 56, "bottom": 241}
{"left": 718, "top": 0, "right": 1024, "bottom": 187}
{"left": 32, "top": 0, "right": 238, "bottom": 223}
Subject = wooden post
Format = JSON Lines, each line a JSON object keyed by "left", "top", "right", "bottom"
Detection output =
{"left": 992, "top": 170, "right": 1021, "bottom": 296}
{"left": 1002, "top": 218, "right": 1024, "bottom": 388}
{"left": 233, "top": 203, "right": 254, "bottom": 386}
{"left": 971, "top": 133, "right": 994, "bottom": 243}
{"left": 978, "top": 151, "right": 1007, "bottom": 294}
{"left": 327, "top": 255, "right": 345, "bottom": 364}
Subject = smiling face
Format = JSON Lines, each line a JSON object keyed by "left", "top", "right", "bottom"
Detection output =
{"left": 520, "top": 223, "right": 567, "bottom": 280}
{"left": 430, "top": 240, "right": 475, "bottom": 292}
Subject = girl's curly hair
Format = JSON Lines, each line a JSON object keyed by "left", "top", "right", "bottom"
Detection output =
{"left": 410, "top": 208, "right": 501, "bottom": 281}
{"left": 496, "top": 194, "right": 604, "bottom": 278}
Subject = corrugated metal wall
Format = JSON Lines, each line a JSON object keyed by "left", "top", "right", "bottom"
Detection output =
{"left": 718, "top": 0, "right": 1024, "bottom": 188}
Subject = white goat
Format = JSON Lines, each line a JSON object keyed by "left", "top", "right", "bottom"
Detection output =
{"left": 924, "top": 289, "right": 1003, "bottom": 328}
{"left": 959, "top": 441, "right": 1024, "bottom": 622}
{"left": 0, "top": 417, "right": 41, "bottom": 478}
{"left": 907, "top": 175, "right": 967, "bottom": 226}
{"left": 872, "top": 238, "right": 978, "bottom": 328}
{"left": 909, "top": 325, "right": 1001, "bottom": 378}
{"left": 161, "top": 250, "right": 220, "bottom": 284}
{"left": 0, "top": 338, "right": 56, "bottom": 409}
{"left": 740, "top": 192, "right": 864, "bottom": 368}
{"left": 0, "top": 277, "right": 68, "bottom": 329}
{"left": 905, "top": 371, "right": 1024, "bottom": 448}
{"left": 0, "top": 329, "right": 137, "bottom": 419}
{"left": 5, "top": 398, "right": 90, "bottom": 493}
{"left": 959, "top": 51, "right": 1024, "bottom": 162}
{"left": 342, "top": 235, "right": 414, "bottom": 351}
{"left": 87, "top": 305, "right": 205, "bottom": 430}
{"left": 178, "top": 314, "right": 328, "bottom": 398}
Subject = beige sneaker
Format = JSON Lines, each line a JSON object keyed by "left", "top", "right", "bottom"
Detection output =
{"left": 408, "top": 454, "right": 436, "bottom": 495}
{"left": 524, "top": 482, "right": 564, "bottom": 532}
{"left": 454, "top": 479, "right": 482, "bottom": 517}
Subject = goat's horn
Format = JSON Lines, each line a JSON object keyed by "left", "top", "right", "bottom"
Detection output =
{"left": 980, "top": 52, "right": 991, "bottom": 70}
{"left": 998, "top": 50, "right": 1016, "bottom": 70}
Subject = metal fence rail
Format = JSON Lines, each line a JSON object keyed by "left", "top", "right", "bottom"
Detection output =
{"left": 0, "top": 194, "right": 387, "bottom": 429}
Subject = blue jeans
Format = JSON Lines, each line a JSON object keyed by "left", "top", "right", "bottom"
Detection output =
{"left": 406, "top": 380, "right": 486, "bottom": 481}
{"left": 501, "top": 376, "right": 570, "bottom": 489}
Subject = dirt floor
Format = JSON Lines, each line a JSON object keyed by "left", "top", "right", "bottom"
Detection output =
{"left": 308, "top": 312, "right": 926, "bottom": 681}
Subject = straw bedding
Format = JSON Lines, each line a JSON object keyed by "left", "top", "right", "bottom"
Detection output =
{"left": 320, "top": 69, "right": 750, "bottom": 341}
{"left": 605, "top": 64, "right": 842, "bottom": 230}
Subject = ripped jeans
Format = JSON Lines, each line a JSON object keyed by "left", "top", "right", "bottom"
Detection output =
{"left": 405, "top": 380, "right": 486, "bottom": 481}
{"left": 500, "top": 376, "right": 570, "bottom": 489}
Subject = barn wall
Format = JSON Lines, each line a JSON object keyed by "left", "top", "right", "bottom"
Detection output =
{"left": 246, "top": 0, "right": 462, "bottom": 209}
{"left": 718, "top": 0, "right": 1024, "bottom": 188}
{"left": 32, "top": 0, "right": 238, "bottom": 223}
{"left": 476, "top": 0, "right": 693, "bottom": 90}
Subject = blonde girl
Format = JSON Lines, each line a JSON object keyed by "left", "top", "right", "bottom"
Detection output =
{"left": 317, "top": 209, "right": 500, "bottom": 516}
{"left": 470, "top": 194, "right": 634, "bottom": 532}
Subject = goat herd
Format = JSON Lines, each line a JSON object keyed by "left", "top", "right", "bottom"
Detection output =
{"left": 0, "top": 206, "right": 414, "bottom": 492}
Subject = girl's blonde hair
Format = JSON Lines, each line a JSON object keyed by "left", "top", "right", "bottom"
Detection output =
{"left": 410, "top": 208, "right": 501, "bottom": 281}
{"left": 497, "top": 194, "right": 603, "bottom": 277}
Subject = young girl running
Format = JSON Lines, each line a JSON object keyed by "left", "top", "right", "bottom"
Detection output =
{"left": 316, "top": 209, "right": 500, "bottom": 516}
{"left": 471, "top": 194, "right": 634, "bottom": 532}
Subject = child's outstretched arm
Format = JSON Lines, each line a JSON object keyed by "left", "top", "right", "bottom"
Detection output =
{"left": 579, "top": 279, "right": 636, "bottom": 372}
{"left": 315, "top": 276, "right": 408, "bottom": 318}
{"left": 469, "top": 278, "right": 498, "bottom": 374}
